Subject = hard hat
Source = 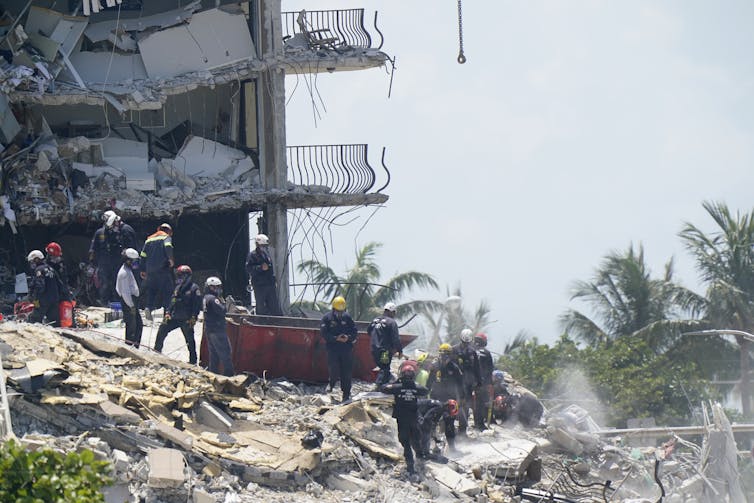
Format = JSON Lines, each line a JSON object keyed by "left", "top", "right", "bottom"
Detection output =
{"left": 460, "top": 329, "right": 473, "bottom": 343}
{"left": 176, "top": 265, "right": 192, "bottom": 276}
{"left": 474, "top": 333, "right": 488, "bottom": 346}
{"left": 494, "top": 396, "right": 506, "bottom": 411}
{"left": 255, "top": 234, "right": 269, "bottom": 245}
{"left": 102, "top": 210, "right": 116, "bottom": 222}
{"left": 27, "top": 250, "right": 44, "bottom": 262}
{"left": 45, "top": 242, "right": 62, "bottom": 257}
{"left": 492, "top": 370, "right": 506, "bottom": 383}
{"left": 446, "top": 399, "right": 459, "bottom": 417}
{"left": 206, "top": 276, "right": 223, "bottom": 287}
{"left": 383, "top": 302, "right": 397, "bottom": 312}
{"left": 415, "top": 350, "right": 428, "bottom": 364}
{"left": 399, "top": 360, "right": 418, "bottom": 379}
{"left": 105, "top": 213, "right": 120, "bottom": 228}
{"left": 332, "top": 296, "right": 346, "bottom": 312}
{"left": 122, "top": 248, "right": 139, "bottom": 260}
{"left": 438, "top": 343, "right": 452, "bottom": 354}
{"left": 159, "top": 223, "right": 172, "bottom": 233}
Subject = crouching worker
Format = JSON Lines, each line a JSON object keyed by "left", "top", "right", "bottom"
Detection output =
{"left": 116, "top": 248, "right": 143, "bottom": 347}
{"left": 203, "top": 277, "right": 234, "bottom": 376}
{"left": 154, "top": 265, "right": 202, "bottom": 364}
{"left": 380, "top": 360, "right": 428, "bottom": 475}
{"left": 491, "top": 370, "right": 544, "bottom": 428}
{"left": 416, "top": 398, "right": 459, "bottom": 462}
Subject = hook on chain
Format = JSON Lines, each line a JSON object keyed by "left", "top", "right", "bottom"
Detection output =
{"left": 456, "top": 0, "right": 466, "bottom": 64}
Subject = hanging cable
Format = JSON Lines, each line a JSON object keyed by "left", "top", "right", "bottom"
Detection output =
{"left": 457, "top": 0, "right": 467, "bottom": 64}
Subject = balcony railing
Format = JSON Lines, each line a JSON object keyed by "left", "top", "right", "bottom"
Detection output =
{"left": 286, "top": 144, "right": 390, "bottom": 194}
{"left": 282, "top": 9, "right": 384, "bottom": 50}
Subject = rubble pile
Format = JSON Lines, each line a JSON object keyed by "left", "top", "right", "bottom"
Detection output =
{"left": 0, "top": 321, "right": 748, "bottom": 502}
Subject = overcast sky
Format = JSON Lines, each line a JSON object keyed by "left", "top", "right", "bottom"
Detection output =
{"left": 281, "top": 0, "right": 754, "bottom": 352}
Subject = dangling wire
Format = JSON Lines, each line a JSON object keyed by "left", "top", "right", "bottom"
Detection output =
{"left": 457, "top": 0, "right": 467, "bottom": 64}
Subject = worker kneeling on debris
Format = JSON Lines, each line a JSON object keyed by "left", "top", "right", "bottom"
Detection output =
{"left": 154, "top": 265, "right": 202, "bottom": 364}
{"left": 415, "top": 398, "right": 458, "bottom": 462}
{"left": 203, "top": 277, "right": 234, "bottom": 376}
{"left": 491, "top": 370, "right": 544, "bottom": 428}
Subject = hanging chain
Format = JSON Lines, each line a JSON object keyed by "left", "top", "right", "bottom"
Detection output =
{"left": 457, "top": 0, "right": 466, "bottom": 64}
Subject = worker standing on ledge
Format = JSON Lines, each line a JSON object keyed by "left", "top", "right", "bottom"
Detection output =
{"left": 368, "top": 302, "right": 404, "bottom": 386}
{"left": 245, "top": 233, "right": 282, "bottom": 316}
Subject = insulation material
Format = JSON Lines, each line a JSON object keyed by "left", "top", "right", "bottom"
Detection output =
{"left": 138, "top": 8, "right": 255, "bottom": 80}
{"left": 58, "top": 52, "right": 148, "bottom": 83}
{"left": 173, "top": 135, "right": 254, "bottom": 177}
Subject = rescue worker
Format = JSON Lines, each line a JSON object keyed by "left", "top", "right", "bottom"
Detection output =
{"left": 368, "top": 302, "right": 404, "bottom": 385}
{"left": 89, "top": 210, "right": 133, "bottom": 304}
{"left": 416, "top": 398, "right": 458, "bottom": 462}
{"left": 45, "top": 242, "right": 74, "bottom": 310}
{"left": 319, "top": 296, "right": 357, "bottom": 402}
{"left": 452, "top": 329, "right": 481, "bottom": 433}
{"left": 491, "top": 370, "right": 544, "bottom": 428}
{"left": 473, "top": 333, "right": 495, "bottom": 430}
{"left": 154, "top": 265, "right": 202, "bottom": 364}
{"left": 203, "top": 277, "right": 235, "bottom": 376}
{"left": 245, "top": 233, "right": 282, "bottom": 315}
{"left": 115, "top": 248, "right": 143, "bottom": 348}
{"left": 27, "top": 250, "right": 60, "bottom": 326}
{"left": 415, "top": 350, "right": 430, "bottom": 387}
{"left": 426, "top": 343, "right": 464, "bottom": 435}
{"left": 140, "top": 223, "right": 175, "bottom": 320}
{"left": 379, "top": 360, "right": 428, "bottom": 475}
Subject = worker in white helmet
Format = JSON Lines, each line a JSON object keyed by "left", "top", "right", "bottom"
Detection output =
{"left": 244, "top": 233, "right": 282, "bottom": 315}
{"left": 452, "top": 328, "right": 481, "bottom": 434}
{"left": 368, "top": 302, "right": 404, "bottom": 385}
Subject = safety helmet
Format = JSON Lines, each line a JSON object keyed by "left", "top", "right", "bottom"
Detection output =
{"left": 176, "top": 265, "right": 192, "bottom": 277}
{"left": 415, "top": 350, "right": 428, "bottom": 364}
{"left": 332, "top": 296, "right": 346, "bottom": 312}
{"left": 474, "top": 333, "right": 488, "bottom": 346}
{"left": 438, "top": 343, "right": 452, "bottom": 354}
{"left": 494, "top": 395, "right": 506, "bottom": 411}
{"left": 122, "top": 248, "right": 139, "bottom": 260}
{"left": 446, "top": 399, "right": 459, "bottom": 417}
{"left": 105, "top": 213, "right": 120, "bottom": 228}
{"left": 255, "top": 234, "right": 269, "bottom": 245}
{"left": 492, "top": 370, "right": 506, "bottom": 384}
{"left": 399, "top": 360, "right": 418, "bottom": 380}
{"left": 45, "top": 242, "right": 62, "bottom": 257}
{"left": 206, "top": 276, "right": 223, "bottom": 287}
{"left": 102, "top": 210, "right": 116, "bottom": 223}
{"left": 159, "top": 223, "right": 173, "bottom": 234}
{"left": 27, "top": 250, "right": 44, "bottom": 263}
{"left": 460, "top": 329, "right": 473, "bottom": 343}
{"left": 383, "top": 302, "right": 397, "bottom": 313}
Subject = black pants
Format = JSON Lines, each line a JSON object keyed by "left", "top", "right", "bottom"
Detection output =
{"left": 253, "top": 282, "right": 282, "bottom": 315}
{"left": 121, "top": 299, "right": 143, "bottom": 348}
{"left": 326, "top": 345, "right": 353, "bottom": 398}
{"left": 418, "top": 414, "right": 456, "bottom": 456}
{"left": 154, "top": 318, "right": 197, "bottom": 364}
{"left": 29, "top": 303, "right": 59, "bottom": 327}
{"left": 372, "top": 348, "right": 392, "bottom": 385}
{"left": 397, "top": 416, "right": 419, "bottom": 472}
{"left": 473, "top": 384, "right": 491, "bottom": 429}
{"left": 206, "top": 328, "right": 234, "bottom": 376}
{"left": 144, "top": 270, "right": 173, "bottom": 311}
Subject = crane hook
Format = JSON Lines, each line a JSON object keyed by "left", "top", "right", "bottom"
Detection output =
{"left": 457, "top": 0, "right": 466, "bottom": 64}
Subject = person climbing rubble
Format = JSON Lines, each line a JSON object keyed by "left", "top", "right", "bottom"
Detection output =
{"left": 203, "top": 276, "right": 235, "bottom": 376}
{"left": 473, "top": 332, "right": 495, "bottom": 431}
{"left": 245, "top": 233, "right": 282, "bottom": 315}
{"left": 154, "top": 265, "right": 202, "bottom": 364}
{"left": 26, "top": 250, "right": 60, "bottom": 327}
{"left": 140, "top": 223, "right": 175, "bottom": 320}
{"left": 427, "top": 343, "right": 464, "bottom": 434}
{"left": 379, "top": 360, "right": 428, "bottom": 475}
{"left": 452, "top": 329, "right": 481, "bottom": 434}
{"left": 416, "top": 398, "right": 458, "bottom": 461}
{"left": 116, "top": 248, "right": 143, "bottom": 348}
{"left": 89, "top": 210, "right": 135, "bottom": 305}
{"left": 368, "top": 302, "right": 404, "bottom": 386}
{"left": 320, "top": 295, "right": 357, "bottom": 402}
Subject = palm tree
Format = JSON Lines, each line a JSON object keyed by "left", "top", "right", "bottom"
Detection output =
{"left": 295, "top": 242, "right": 439, "bottom": 321}
{"left": 560, "top": 243, "right": 690, "bottom": 348}
{"left": 678, "top": 201, "right": 754, "bottom": 417}
{"left": 420, "top": 285, "right": 494, "bottom": 350}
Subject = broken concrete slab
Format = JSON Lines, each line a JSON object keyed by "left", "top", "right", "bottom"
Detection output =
{"left": 153, "top": 421, "right": 194, "bottom": 451}
{"left": 195, "top": 400, "right": 234, "bottom": 432}
{"left": 99, "top": 399, "right": 141, "bottom": 425}
{"left": 84, "top": 1, "right": 201, "bottom": 42}
{"left": 0, "top": 92, "right": 20, "bottom": 144}
{"left": 454, "top": 436, "right": 539, "bottom": 481}
{"left": 326, "top": 472, "right": 376, "bottom": 492}
{"left": 147, "top": 447, "right": 186, "bottom": 488}
{"left": 426, "top": 463, "right": 481, "bottom": 497}
{"left": 174, "top": 135, "right": 255, "bottom": 177}
{"left": 59, "top": 52, "right": 148, "bottom": 83}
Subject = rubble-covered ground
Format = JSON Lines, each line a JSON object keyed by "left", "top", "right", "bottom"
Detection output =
{"left": 0, "top": 317, "right": 750, "bottom": 503}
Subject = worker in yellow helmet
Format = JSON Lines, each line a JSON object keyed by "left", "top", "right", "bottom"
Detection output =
{"left": 414, "top": 350, "right": 430, "bottom": 387}
{"left": 426, "top": 343, "right": 464, "bottom": 444}
{"left": 320, "top": 296, "right": 357, "bottom": 402}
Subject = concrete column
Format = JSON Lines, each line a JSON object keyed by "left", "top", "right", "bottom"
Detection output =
{"left": 257, "top": 0, "right": 290, "bottom": 313}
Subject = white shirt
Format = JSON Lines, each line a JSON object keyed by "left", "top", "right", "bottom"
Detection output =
{"left": 115, "top": 264, "right": 140, "bottom": 308}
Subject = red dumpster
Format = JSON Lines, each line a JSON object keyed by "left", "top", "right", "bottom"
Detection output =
{"left": 199, "top": 314, "right": 417, "bottom": 382}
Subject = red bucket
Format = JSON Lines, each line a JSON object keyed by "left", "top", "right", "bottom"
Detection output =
{"left": 59, "top": 300, "right": 75, "bottom": 328}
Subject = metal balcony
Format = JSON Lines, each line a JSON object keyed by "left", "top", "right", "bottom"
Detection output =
{"left": 282, "top": 8, "right": 384, "bottom": 51}
{"left": 286, "top": 144, "right": 390, "bottom": 194}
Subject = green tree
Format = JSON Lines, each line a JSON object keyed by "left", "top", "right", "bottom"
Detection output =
{"left": 419, "top": 285, "right": 493, "bottom": 350}
{"left": 678, "top": 201, "right": 754, "bottom": 417}
{"left": 295, "top": 242, "right": 439, "bottom": 321}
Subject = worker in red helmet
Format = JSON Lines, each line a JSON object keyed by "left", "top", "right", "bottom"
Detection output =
{"left": 473, "top": 332, "right": 495, "bottom": 431}
{"left": 154, "top": 264, "right": 202, "bottom": 364}
{"left": 44, "top": 242, "right": 74, "bottom": 305}
{"left": 379, "top": 360, "right": 428, "bottom": 475}
{"left": 416, "top": 398, "right": 459, "bottom": 461}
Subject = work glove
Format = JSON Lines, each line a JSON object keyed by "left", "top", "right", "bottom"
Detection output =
{"left": 380, "top": 350, "right": 390, "bottom": 365}
{"left": 163, "top": 312, "right": 171, "bottom": 322}
{"left": 32, "top": 300, "right": 40, "bottom": 308}
{"left": 187, "top": 316, "right": 196, "bottom": 328}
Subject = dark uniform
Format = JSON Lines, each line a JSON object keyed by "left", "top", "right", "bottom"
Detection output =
{"left": 154, "top": 276, "right": 202, "bottom": 363}
{"left": 452, "top": 341, "right": 481, "bottom": 431}
{"left": 28, "top": 262, "right": 61, "bottom": 326}
{"left": 416, "top": 399, "right": 456, "bottom": 459}
{"left": 45, "top": 257, "right": 72, "bottom": 301}
{"left": 368, "top": 314, "right": 402, "bottom": 385}
{"left": 203, "top": 292, "right": 234, "bottom": 376}
{"left": 140, "top": 230, "right": 174, "bottom": 312}
{"left": 320, "top": 310, "right": 358, "bottom": 401}
{"left": 245, "top": 247, "right": 282, "bottom": 315}
{"left": 89, "top": 223, "right": 136, "bottom": 304}
{"left": 380, "top": 380, "right": 429, "bottom": 474}
{"left": 474, "top": 346, "right": 495, "bottom": 430}
{"left": 426, "top": 356, "right": 464, "bottom": 419}
{"left": 491, "top": 381, "right": 544, "bottom": 428}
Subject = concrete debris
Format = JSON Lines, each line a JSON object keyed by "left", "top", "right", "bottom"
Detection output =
{"left": 147, "top": 447, "right": 186, "bottom": 488}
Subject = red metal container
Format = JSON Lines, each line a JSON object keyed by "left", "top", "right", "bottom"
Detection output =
{"left": 199, "top": 314, "right": 417, "bottom": 382}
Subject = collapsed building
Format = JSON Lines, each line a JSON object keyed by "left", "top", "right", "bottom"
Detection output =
{"left": 0, "top": 0, "right": 390, "bottom": 308}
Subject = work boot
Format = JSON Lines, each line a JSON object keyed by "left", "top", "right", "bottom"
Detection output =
{"left": 341, "top": 393, "right": 351, "bottom": 403}
{"left": 144, "top": 308, "right": 152, "bottom": 321}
